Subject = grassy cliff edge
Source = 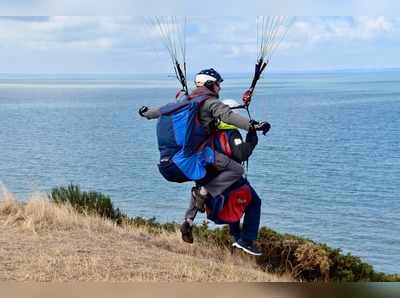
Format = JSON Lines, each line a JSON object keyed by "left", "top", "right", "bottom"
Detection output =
{"left": 0, "top": 185, "right": 288, "bottom": 282}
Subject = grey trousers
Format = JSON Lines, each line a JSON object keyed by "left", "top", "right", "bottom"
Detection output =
{"left": 204, "top": 151, "right": 244, "bottom": 198}
{"left": 184, "top": 152, "right": 244, "bottom": 221}
{"left": 184, "top": 192, "right": 197, "bottom": 221}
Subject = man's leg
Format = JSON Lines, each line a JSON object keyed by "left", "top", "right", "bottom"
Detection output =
{"left": 204, "top": 152, "right": 244, "bottom": 198}
{"left": 232, "top": 189, "right": 262, "bottom": 256}
{"left": 241, "top": 190, "right": 261, "bottom": 242}
{"left": 229, "top": 222, "right": 241, "bottom": 242}
{"left": 184, "top": 189, "right": 198, "bottom": 223}
{"left": 180, "top": 188, "right": 198, "bottom": 244}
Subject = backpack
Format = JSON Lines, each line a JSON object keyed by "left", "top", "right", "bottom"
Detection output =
{"left": 156, "top": 95, "right": 215, "bottom": 183}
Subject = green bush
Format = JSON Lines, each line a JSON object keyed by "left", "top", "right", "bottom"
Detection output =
{"left": 255, "top": 227, "right": 370, "bottom": 281}
{"left": 128, "top": 216, "right": 177, "bottom": 234}
{"left": 193, "top": 223, "right": 232, "bottom": 248}
{"left": 325, "top": 248, "right": 374, "bottom": 282}
{"left": 48, "top": 185, "right": 400, "bottom": 282}
{"left": 49, "top": 184, "right": 126, "bottom": 224}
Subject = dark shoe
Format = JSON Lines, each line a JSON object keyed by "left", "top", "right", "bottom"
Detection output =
{"left": 180, "top": 221, "right": 193, "bottom": 244}
{"left": 232, "top": 238, "right": 262, "bottom": 256}
{"left": 192, "top": 187, "right": 207, "bottom": 213}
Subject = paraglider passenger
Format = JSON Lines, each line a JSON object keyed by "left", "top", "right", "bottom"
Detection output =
{"left": 180, "top": 99, "right": 270, "bottom": 256}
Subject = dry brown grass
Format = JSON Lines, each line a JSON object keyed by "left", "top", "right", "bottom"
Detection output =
{"left": 0, "top": 186, "right": 291, "bottom": 282}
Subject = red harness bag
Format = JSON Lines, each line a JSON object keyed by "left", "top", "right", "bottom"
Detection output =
{"left": 217, "top": 184, "right": 252, "bottom": 223}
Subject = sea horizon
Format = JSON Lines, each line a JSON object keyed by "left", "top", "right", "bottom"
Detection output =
{"left": 1, "top": 67, "right": 400, "bottom": 76}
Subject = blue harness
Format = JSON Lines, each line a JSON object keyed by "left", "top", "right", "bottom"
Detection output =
{"left": 156, "top": 95, "right": 215, "bottom": 183}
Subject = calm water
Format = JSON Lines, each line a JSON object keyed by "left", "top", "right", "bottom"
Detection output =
{"left": 0, "top": 71, "right": 399, "bottom": 273}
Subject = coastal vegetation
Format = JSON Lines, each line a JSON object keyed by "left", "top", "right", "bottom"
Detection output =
{"left": 47, "top": 184, "right": 399, "bottom": 282}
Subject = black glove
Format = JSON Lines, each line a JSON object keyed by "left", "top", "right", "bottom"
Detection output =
{"left": 250, "top": 120, "right": 271, "bottom": 135}
{"left": 138, "top": 106, "right": 149, "bottom": 117}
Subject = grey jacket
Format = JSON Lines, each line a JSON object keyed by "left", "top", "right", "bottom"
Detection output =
{"left": 143, "top": 86, "right": 250, "bottom": 134}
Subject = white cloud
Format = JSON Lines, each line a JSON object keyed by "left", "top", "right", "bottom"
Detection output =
{"left": 0, "top": 1, "right": 185, "bottom": 15}
{"left": 1, "top": 16, "right": 397, "bottom": 52}
{"left": 291, "top": 17, "right": 397, "bottom": 45}
{"left": 0, "top": 16, "right": 151, "bottom": 51}
{"left": 3, "top": 0, "right": 400, "bottom": 16}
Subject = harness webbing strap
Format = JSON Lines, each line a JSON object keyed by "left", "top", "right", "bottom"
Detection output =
{"left": 159, "top": 94, "right": 209, "bottom": 115}
{"left": 218, "top": 132, "right": 232, "bottom": 157}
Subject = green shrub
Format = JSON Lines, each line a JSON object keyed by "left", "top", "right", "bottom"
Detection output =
{"left": 325, "top": 248, "right": 374, "bottom": 282}
{"left": 253, "top": 227, "right": 400, "bottom": 282}
{"left": 192, "top": 223, "right": 232, "bottom": 248}
{"left": 49, "top": 184, "right": 126, "bottom": 224}
{"left": 128, "top": 216, "right": 177, "bottom": 234}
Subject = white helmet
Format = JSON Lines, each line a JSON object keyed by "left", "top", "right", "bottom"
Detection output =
{"left": 221, "top": 99, "right": 241, "bottom": 109}
{"left": 195, "top": 74, "right": 216, "bottom": 87}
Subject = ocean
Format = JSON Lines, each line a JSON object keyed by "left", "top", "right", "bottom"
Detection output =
{"left": 0, "top": 71, "right": 399, "bottom": 274}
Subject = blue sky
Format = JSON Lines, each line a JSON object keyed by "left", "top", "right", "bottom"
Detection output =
{"left": 0, "top": 16, "right": 399, "bottom": 74}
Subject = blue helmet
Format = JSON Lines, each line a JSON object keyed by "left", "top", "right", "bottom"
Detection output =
{"left": 195, "top": 68, "right": 224, "bottom": 86}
